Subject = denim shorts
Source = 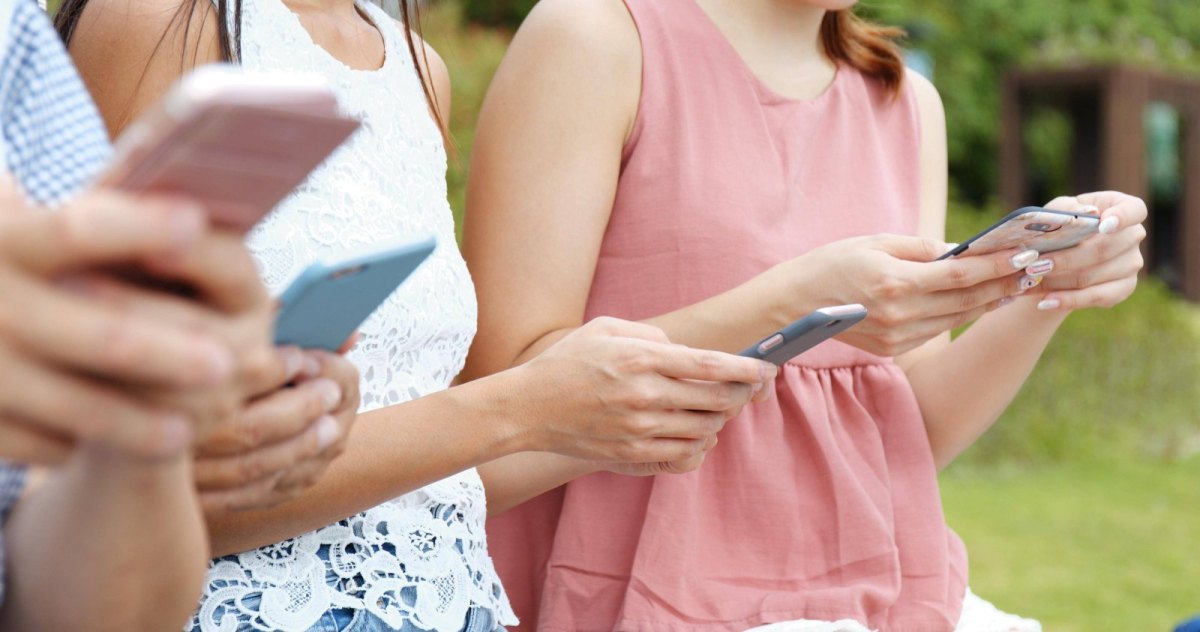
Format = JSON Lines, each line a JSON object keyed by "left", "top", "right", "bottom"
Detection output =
{"left": 199, "top": 543, "right": 507, "bottom": 632}
{"left": 312, "top": 605, "right": 504, "bottom": 632}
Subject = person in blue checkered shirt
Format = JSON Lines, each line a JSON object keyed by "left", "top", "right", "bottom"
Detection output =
{"left": 0, "top": 0, "right": 359, "bottom": 628}
{"left": 0, "top": 0, "right": 110, "bottom": 205}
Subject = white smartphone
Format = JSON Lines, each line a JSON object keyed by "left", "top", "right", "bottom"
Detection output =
{"left": 939, "top": 206, "right": 1101, "bottom": 260}
{"left": 99, "top": 64, "right": 362, "bottom": 234}
{"left": 738, "top": 304, "right": 868, "bottom": 365}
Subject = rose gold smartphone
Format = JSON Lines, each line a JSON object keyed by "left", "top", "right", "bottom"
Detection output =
{"left": 99, "top": 65, "right": 361, "bottom": 233}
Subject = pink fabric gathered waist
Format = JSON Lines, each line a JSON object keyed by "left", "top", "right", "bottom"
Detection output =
{"left": 762, "top": 340, "right": 896, "bottom": 372}
{"left": 489, "top": 360, "right": 967, "bottom": 632}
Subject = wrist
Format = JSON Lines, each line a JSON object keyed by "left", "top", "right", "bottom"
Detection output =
{"left": 452, "top": 366, "right": 547, "bottom": 456}
{"left": 762, "top": 258, "right": 825, "bottom": 327}
{"left": 74, "top": 443, "right": 192, "bottom": 488}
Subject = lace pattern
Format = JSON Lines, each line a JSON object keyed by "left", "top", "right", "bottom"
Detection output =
{"left": 189, "top": 1, "right": 516, "bottom": 629}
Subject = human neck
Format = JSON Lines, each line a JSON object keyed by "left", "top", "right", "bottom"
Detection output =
{"left": 695, "top": 0, "right": 828, "bottom": 68}
{"left": 283, "top": 0, "right": 358, "bottom": 14}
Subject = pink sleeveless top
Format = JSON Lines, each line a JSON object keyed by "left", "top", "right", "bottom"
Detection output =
{"left": 487, "top": 1, "right": 967, "bottom": 629}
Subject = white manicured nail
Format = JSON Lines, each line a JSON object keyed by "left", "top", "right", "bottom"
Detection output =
{"left": 1037, "top": 298, "right": 1061, "bottom": 311}
{"left": 1099, "top": 216, "right": 1119, "bottom": 235}
{"left": 1018, "top": 275, "right": 1043, "bottom": 292}
{"left": 1026, "top": 259, "right": 1054, "bottom": 277}
{"left": 1010, "top": 249, "right": 1039, "bottom": 269}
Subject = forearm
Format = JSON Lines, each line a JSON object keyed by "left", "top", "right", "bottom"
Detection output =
{"left": 478, "top": 452, "right": 599, "bottom": 516}
{"left": 206, "top": 369, "right": 534, "bottom": 556}
{"left": 905, "top": 296, "right": 1068, "bottom": 469}
{"left": 0, "top": 448, "right": 206, "bottom": 632}
{"left": 513, "top": 265, "right": 816, "bottom": 366}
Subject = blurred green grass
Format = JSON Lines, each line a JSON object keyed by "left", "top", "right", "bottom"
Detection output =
{"left": 423, "top": 4, "right": 1200, "bottom": 629}
{"left": 942, "top": 457, "right": 1200, "bottom": 631}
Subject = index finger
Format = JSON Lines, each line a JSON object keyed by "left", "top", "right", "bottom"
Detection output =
{"left": 1075, "top": 191, "right": 1148, "bottom": 234}
{"left": 640, "top": 342, "right": 776, "bottom": 384}
{"left": 139, "top": 232, "right": 269, "bottom": 313}
{"left": 0, "top": 193, "right": 207, "bottom": 275}
{"left": 907, "top": 248, "right": 1024, "bottom": 292}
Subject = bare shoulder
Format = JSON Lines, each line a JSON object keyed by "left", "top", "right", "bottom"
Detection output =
{"left": 69, "top": 0, "right": 221, "bottom": 133}
{"left": 495, "top": 0, "right": 641, "bottom": 136}
{"left": 905, "top": 68, "right": 945, "bottom": 125}
{"left": 513, "top": 0, "right": 640, "bottom": 73}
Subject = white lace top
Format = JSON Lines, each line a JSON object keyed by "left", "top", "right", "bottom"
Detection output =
{"left": 189, "top": 1, "right": 517, "bottom": 630}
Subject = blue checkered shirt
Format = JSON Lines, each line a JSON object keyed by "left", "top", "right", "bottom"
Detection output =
{"left": 0, "top": 0, "right": 112, "bottom": 609}
{"left": 0, "top": 0, "right": 112, "bottom": 206}
{"left": 0, "top": 462, "right": 25, "bottom": 608}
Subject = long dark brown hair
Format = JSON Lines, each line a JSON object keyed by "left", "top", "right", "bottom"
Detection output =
{"left": 54, "top": 0, "right": 445, "bottom": 130}
{"left": 821, "top": 9, "right": 906, "bottom": 97}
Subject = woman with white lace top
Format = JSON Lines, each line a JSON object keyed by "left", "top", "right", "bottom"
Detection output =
{"left": 56, "top": 0, "right": 777, "bottom": 630}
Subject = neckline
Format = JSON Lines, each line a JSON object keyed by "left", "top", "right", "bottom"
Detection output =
{"left": 277, "top": 0, "right": 393, "bottom": 75}
{"left": 684, "top": 0, "right": 842, "bottom": 106}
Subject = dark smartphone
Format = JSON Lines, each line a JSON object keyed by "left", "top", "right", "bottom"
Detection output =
{"left": 738, "top": 304, "right": 868, "bottom": 365}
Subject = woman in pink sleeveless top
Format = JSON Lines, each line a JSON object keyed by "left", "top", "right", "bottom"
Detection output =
{"left": 462, "top": 0, "right": 1147, "bottom": 630}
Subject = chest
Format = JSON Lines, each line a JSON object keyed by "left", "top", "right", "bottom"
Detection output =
{"left": 285, "top": 4, "right": 386, "bottom": 72}
{"left": 611, "top": 98, "right": 921, "bottom": 269}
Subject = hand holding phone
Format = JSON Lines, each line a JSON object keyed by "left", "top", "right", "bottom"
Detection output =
{"left": 739, "top": 305, "right": 868, "bottom": 365}
{"left": 100, "top": 64, "right": 361, "bottom": 234}
{"left": 274, "top": 236, "right": 437, "bottom": 351}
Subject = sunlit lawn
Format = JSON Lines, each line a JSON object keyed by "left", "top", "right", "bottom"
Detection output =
{"left": 942, "top": 457, "right": 1200, "bottom": 631}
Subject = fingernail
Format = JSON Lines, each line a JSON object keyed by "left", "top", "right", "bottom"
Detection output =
{"left": 159, "top": 413, "right": 194, "bottom": 454}
{"left": 1037, "top": 298, "right": 1061, "bottom": 311}
{"left": 1010, "top": 249, "right": 1039, "bottom": 269}
{"left": 168, "top": 203, "right": 206, "bottom": 247}
{"left": 997, "top": 296, "right": 1015, "bottom": 307}
{"left": 301, "top": 355, "right": 322, "bottom": 378}
{"left": 279, "top": 346, "right": 304, "bottom": 377}
{"left": 1018, "top": 274, "right": 1043, "bottom": 292}
{"left": 1080, "top": 205, "right": 1100, "bottom": 215}
{"left": 315, "top": 415, "right": 340, "bottom": 451}
{"left": 944, "top": 242, "right": 960, "bottom": 252}
{"left": 1099, "top": 216, "right": 1119, "bottom": 235}
{"left": 314, "top": 379, "right": 342, "bottom": 410}
{"left": 1025, "top": 259, "right": 1054, "bottom": 277}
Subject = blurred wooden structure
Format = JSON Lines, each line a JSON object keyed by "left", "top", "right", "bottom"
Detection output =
{"left": 1000, "top": 65, "right": 1200, "bottom": 301}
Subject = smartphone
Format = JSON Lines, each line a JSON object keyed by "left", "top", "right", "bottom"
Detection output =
{"left": 99, "top": 64, "right": 361, "bottom": 234}
{"left": 738, "top": 304, "right": 868, "bottom": 365}
{"left": 938, "top": 206, "right": 1101, "bottom": 260}
{"left": 274, "top": 235, "right": 437, "bottom": 351}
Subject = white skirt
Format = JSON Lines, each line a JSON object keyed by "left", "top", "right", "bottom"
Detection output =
{"left": 745, "top": 588, "right": 1041, "bottom": 632}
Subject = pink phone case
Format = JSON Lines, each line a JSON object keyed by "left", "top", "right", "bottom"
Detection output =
{"left": 100, "top": 65, "right": 361, "bottom": 233}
